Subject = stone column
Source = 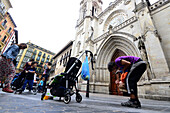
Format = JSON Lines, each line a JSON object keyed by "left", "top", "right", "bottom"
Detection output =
{"left": 136, "top": 3, "right": 169, "bottom": 79}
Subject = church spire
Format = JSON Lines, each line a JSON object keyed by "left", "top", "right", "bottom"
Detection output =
{"left": 79, "top": 0, "right": 103, "bottom": 21}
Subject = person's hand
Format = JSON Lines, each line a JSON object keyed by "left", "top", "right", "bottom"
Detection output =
{"left": 119, "top": 81, "right": 125, "bottom": 88}
{"left": 7, "top": 59, "right": 11, "bottom": 62}
{"left": 115, "top": 79, "right": 120, "bottom": 84}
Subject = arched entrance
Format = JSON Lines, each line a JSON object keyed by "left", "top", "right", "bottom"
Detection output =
{"left": 110, "top": 49, "right": 126, "bottom": 95}
{"left": 95, "top": 32, "right": 140, "bottom": 94}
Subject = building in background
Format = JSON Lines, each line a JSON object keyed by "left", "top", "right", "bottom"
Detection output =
{"left": 0, "top": 12, "right": 17, "bottom": 53}
{"left": 0, "top": 0, "right": 12, "bottom": 21}
{"left": 72, "top": 0, "right": 170, "bottom": 100}
{"left": 50, "top": 41, "right": 73, "bottom": 79}
{"left": 16, "top": 42, "right": 55, "bottom": 77}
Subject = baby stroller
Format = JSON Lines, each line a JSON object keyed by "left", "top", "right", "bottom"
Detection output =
{"left": 41, "top": 50, "right": 94, "bottom": 104}
{"left": 32, "top": 76, "right": 40, "bottom": 94}
{"left": 11, "top": 72, "right": 26, "bottom": 94}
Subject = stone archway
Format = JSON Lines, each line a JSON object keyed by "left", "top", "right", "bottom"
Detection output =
{"left": 95, "top": 33, "right": 140, "bottom": 94}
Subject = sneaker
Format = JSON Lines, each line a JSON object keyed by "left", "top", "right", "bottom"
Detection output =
{"left": 2, "top": 88, "right": 14, "bottom": 93}
{"left": 121, "top": 99, "right": 141, "bottom": 108}
{"left": 28, "top": 90, "right": 32, "bottom": 93}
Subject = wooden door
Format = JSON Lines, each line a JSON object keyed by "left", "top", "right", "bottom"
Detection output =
{"left": 109, "top": 49, "right": 126, "bottom": 95}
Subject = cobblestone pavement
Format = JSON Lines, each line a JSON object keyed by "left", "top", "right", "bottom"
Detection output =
{"left": 0, "top": 89, "right": 170, "bottom": 113}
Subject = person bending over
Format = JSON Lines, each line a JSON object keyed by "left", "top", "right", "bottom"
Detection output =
{"left": 108, "top": 56, "right": 146, "bottom": 108}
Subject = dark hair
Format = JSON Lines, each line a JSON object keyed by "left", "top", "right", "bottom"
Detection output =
{"left": 30, "top": 59, "right": 34, "bottom": 62}
{"left": 31, "top": 61, "right": 38, "bottom": 66}
{"left": 47, "top": 62, "right": 52, "bottom": 66}
{"left": 19, "top": 43, "right": 27, "bottom": 49}
{"left": 108, "top": 61, "right": 117, "bottom": 72}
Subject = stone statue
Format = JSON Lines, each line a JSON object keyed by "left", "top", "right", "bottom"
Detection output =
{"left": 138, "top": 36, "right": 153, "bottom": 80}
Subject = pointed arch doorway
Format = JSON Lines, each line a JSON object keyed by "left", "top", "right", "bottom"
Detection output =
{"left": 110, "top": 49, "right": 126, "bottom": 95}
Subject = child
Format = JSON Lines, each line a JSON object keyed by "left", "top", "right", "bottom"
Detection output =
{"left": 38, "top": 77, "right": 45, "bottom": 93}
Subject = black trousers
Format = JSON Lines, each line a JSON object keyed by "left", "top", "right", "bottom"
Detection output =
{"left": 126, "top": 60, "right": 147, "bottom": 96}
{"left": 42, "top": 74, "right": 49, "bottom": 92}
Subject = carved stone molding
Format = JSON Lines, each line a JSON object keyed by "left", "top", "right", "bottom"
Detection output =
{"left": 149, "top": 0, "right": 170, "bottom": 11}
{"left": 124, "top": 0, "right": 131, "bottom": 5}
{"left": 99, "top": 18, "right": 104, "bottom": 24}
{"left": 98, "top": 0, "right": 124, "bottom": 18}
{"left": 95, "top": 16, "right": 137, "bottom": 43}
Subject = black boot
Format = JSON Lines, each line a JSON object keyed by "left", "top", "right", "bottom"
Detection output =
{"left": 121, "top": 99, "right": 141, "bottom": 108}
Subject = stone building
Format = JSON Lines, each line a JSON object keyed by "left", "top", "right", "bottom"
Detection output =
{"left": 50, "top": 41, "right": 73, "bottom": 79}
{"left": 72, "top": 0, "right": 170, "bottom": 100}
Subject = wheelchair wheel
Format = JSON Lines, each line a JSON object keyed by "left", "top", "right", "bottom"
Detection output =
{"left": 76, "top": 93, "right": 82, "bottom": 103}
{"left": 64, "top": 94, "right": 71, "bottom": 104}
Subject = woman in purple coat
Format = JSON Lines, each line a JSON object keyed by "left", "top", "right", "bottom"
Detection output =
{"left": 108, "top": 56, "right": 147, "bottom": 108}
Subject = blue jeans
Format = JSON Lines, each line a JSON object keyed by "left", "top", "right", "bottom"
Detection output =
{"left": 22, "top": 79, "right": 33, "bottom": 91}
{"left": 38, "top": 85, "right": 43, "bottom": 92}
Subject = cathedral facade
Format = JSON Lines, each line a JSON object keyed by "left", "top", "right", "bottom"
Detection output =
{"left": 72, "top": 0, "right": 170, "bottom": 100}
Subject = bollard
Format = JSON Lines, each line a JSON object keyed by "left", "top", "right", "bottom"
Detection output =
{"left": 86, "top": 80, "right": 89, "bottom": 98}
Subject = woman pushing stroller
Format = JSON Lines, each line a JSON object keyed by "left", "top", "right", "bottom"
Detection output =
{"left": 108, "top": 56, "right": 146, "bottom": 108}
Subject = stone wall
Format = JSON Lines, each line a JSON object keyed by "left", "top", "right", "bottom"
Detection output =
{"left": 74, "top": 0, "right": 170, "bottom": 100}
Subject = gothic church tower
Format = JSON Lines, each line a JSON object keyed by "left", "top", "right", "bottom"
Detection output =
{"left": 72, "top": 0, "right": 103, "bottom": 57}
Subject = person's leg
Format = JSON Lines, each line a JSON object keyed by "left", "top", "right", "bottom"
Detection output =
{"left": 2, "top": 61, "right": 16, "bottom": 93}
{"left": 122, "top": 62, "right": 146, "bottom": 108}
{"left": 40, "top": 86, "right": 42, "bottom": 92}
{"left": 42, "top": 75, "right": 47, "bottom": 92}
{"left": 22, "top": 79, "right": 28, "bottom": 91}
{"left": 4, "top": 62, "right": 16, "bottom": 87}
{"left": 128, "top": 63, "right": 146, "bottom": 98}
{"left": 0, "top": 57, "right": 5, "bottom": 87}
{"left": 28, "top": 80, "right": 34, "bottom": 91}
{"left": 42, "top": 80, "right": 46, "bottom": 92}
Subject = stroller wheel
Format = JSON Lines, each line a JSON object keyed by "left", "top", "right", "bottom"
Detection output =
{"left": 33, "top": 89, "right": 37, "bottom": 95}
{"left": 33, "top": 92, "right": 37, "bottom": 95}
{"left": 76, "top": 93, "right": 82, "bottom": 103}
{"left": 64, "top": 94, "right": 71, "bottom": 104}
{"left": 18, "top": 91, "right": 22, "bottom": 94}
{"left": 14, "top": 90, "right": 17, "bottom": 94}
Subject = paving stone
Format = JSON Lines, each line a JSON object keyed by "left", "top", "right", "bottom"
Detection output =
{"left": 1, "top": 90, "right": 170, "bottom": 113}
